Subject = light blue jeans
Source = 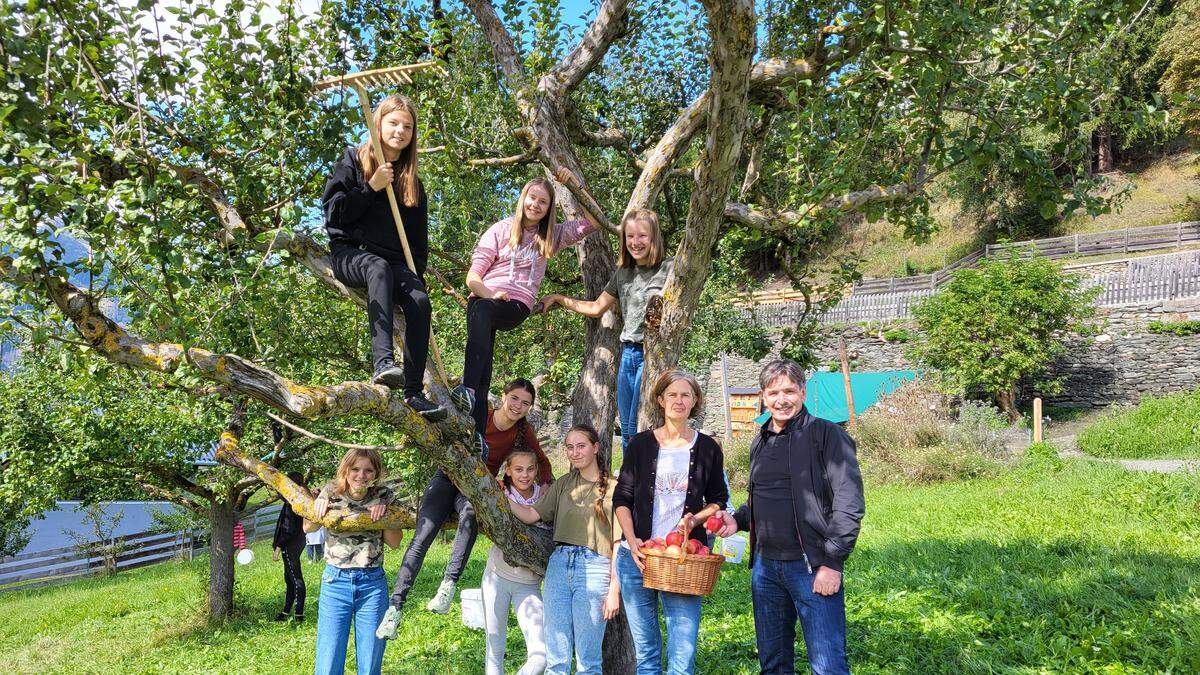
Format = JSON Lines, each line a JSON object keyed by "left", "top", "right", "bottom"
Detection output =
{"left": 542, "top": 545, "right": 612, "bottom": 674}
{"left": 314, "top": 565, "right": 389, "bottom": 675}
{"left": 617, "top": 343, "right": 645, "bottom": 451}
{"left": 616, "top": 546, "right": 702, "bottom": 674}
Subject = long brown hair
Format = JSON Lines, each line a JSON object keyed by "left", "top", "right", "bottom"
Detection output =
{"left": 331, "top": 448, "right": 385, "bottom": 497}
{"left": 509, "top": 177, "right": 557, "bottom": 258}
{"left": 566, "top": 424, "right": 610, "bottom": 527}
{"left": 356, "top": 94, "right": 420, "bottom": 207}
{"left": 617, "top": 209, "right": 665, "bottom": 269}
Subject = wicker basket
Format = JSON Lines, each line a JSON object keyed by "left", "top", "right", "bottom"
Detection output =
{"left": 641, "top": 547, "right": 724, "bottom": 596}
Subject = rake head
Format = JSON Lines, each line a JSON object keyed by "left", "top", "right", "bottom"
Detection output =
{"left": 312, "top": 61, "right": 445, "bottom": 93}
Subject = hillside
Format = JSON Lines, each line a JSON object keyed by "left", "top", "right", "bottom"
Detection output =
{"left": 839, "top": 148, "right": 1200, "bottom": 279}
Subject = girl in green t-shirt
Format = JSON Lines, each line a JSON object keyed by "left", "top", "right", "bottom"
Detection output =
{"left": 510, "top": 425, "right": 620, "bottom": 675}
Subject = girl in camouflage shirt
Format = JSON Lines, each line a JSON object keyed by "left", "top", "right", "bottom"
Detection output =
{"left": 306, "top": 449, "right": 404, "bottom": 675}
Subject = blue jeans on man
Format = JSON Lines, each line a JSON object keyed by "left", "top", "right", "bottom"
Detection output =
{"left": 616, "top": 546, "right": 701, "bottom": 674}
{"left": 751, "top": 557, "right": 849, "bottom": 675}
{"left": 542, "top": 545, "right": 611, "bottom": 675}
{"left": 314, "top": 565, "right": 389, "bottom": 675}
{"left": 617, "top": 343, "right": 644, "bottom": 451}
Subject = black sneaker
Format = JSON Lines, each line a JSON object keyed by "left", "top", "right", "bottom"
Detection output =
{"left": 274, "top": 612, "right": 290, "bottom": 622}
{"left": 450, "top": 384, "right": 475, "bottom": 416}
{"left": 406, "top": 394, "right": 448, "bottom": 421}
{"left": 372, "top": 365, "right": 405, "bottom": 388}
{"left": 474, "top": 431, "right": 490, "bottom": 460}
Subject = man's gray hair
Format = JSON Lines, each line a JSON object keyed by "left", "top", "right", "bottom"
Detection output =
{"left": 759, "top": 359, "right": 806, "bottom": 390}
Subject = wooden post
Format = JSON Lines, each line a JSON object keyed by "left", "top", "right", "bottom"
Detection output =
{"left": 720, "top": 352, "right": 733, "bottom": 448}
{"left": 1033, "top": 397, "right": 1043, "bottom": 444}
{"left": 838, "top": 336, "right": 857, "bottom": 427}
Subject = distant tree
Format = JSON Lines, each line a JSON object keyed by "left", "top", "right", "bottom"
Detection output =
{"left": 909, "top": 255, "right": 1099, "bottom": 421}
{"left": 1157, "top": 0, "right": 1200, "bottom": 135}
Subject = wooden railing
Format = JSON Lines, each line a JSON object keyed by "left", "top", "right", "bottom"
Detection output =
{"left": 741, "top": 248, "right": 1200, "bottom": 327}
{"left": 0, "top": 504, "right": 283, "bottom": 593}
{"left": 849, "top": 221, "right": 1200, "bottom": 296}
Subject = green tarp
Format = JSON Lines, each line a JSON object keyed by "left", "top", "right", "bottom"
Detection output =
{"left": 753, "top": 371, "right": 918, "bottom": 425}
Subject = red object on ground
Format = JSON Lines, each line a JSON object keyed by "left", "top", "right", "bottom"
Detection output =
{"left": 233, "top": 522, "right": 246, "bottom": 550}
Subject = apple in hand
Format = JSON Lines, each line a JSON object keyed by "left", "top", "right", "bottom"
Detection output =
{"left": 704, "top": 515, "right": 723, "bottom": 533}
{"left": 665, "top": 531, "right": 685, "bottom": 547}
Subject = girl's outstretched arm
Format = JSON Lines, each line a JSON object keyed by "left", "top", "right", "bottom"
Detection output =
{"left": 509, "top": 501, "right": 541, "bottom": 524}
{"left": 539, "top": 290, "right": 616, "bottom": 318}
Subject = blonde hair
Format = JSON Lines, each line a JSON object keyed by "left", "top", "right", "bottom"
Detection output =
{"left": 617, "top": 209, "right": 664, "bottom": 268}
{"left": 501, "top": 448, "right": 541, "bottom": 490}
{"left": 331, "top": 448, "right": 385, "bottom": 497}
{"left": 356, "top": 94, "right": 420, "bottom": 208}
{"left": 651, "top": 367, "right": 704, "bottom": 420}
{"left": 509, "top": 177, "right": 558, "bottom": 258}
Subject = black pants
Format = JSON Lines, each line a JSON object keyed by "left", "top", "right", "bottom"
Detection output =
{"left": 331, "top": 245, "right": 431, "bottom": 398}
{"left": 389, "top": 470, "right": 477, "bottom": 609}
{"left": 280, "top": 536, "right": 306, "bottom": 615}
{"left": 462, "top": 297, "right": 530, "bottom": 433}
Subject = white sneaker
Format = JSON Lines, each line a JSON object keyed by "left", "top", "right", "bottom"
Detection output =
{"left": 426, "top": 579, "right": 456, "bottom": 614}
{"left": 375, "top": 605, "right": 402, "bottom": 641}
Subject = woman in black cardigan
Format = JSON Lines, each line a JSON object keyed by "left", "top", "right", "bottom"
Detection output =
{"left": 272, "top": 471, "right": 309, "bottom": 621}
{"left": 611, "top": 368, "right": 729, "bottom": 674}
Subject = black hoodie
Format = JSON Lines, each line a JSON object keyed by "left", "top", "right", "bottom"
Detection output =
{"left": 321, "top": 147, "right": 429, "bottom": 275}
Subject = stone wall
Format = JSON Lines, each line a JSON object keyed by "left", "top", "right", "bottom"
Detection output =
{"left": 699, "top": 297, "right": 1200, "bottom": 426}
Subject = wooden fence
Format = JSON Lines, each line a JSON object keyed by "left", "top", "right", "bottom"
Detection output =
{"left": 849, "top": 221, "right": 1200, "bottom": 296}
{"left": 743, "top": 248, "right": 1200, "bottom": 327}
{"left": 0, "top": 504, "right": 282, "bottom": 593}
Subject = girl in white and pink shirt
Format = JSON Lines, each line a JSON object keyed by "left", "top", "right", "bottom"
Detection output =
{"left": 452, "top": 174, "right": 599, "bottom": 436}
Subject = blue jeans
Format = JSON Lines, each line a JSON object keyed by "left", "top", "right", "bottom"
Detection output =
{"left": 616, "top": 546, "right": 701, "bottom": 674}
{"left": 315, "top": 565, "right": 390, "bottom": 675}
{"left": 542, "top": 545, "right": 611, "bottom": 674}
{"left": 617, "top": 343, "right": 645, "bottom": 451}
{"left": 751, "top": 558, "right": 849, "bottom": 675}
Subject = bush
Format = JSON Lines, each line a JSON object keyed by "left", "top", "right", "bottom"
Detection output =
{"left": 722, "top": 437, "right": 754, "bottom": 491}
{"left": 852, "top": 382, "right": 1003, "bottom": 484}
{"left": 1078, "top": 389, "right": 1200, "bottom": 459}
{"left": 1019, "top": 441, "right": 1064, "bottom": 473}
{"left": 1147, "top": 319, "right": 1200, "bottom": 336}
{"left": 882, "top": 328, "right": 914, "bottom": 343}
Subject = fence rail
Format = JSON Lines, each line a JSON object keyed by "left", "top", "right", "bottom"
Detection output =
{"left": 743, "top": 248, "right": 1200, "bottom": 327}
{"left": 0, "top": 503, "right": 283, "bottom": 593}
{"left": 849, "top": 221, "right": 1200, "bottom": 297}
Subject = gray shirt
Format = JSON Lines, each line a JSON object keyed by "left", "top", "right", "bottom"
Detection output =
{"left": 603, "top": 257, "right": 674, "bottom": 343}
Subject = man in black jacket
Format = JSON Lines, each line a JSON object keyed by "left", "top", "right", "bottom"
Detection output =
{"left": 718, "top": 359, "right": 865, "bottom": 674}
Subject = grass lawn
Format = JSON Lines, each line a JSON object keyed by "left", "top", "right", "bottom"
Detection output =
{"left": 1078, "top": 390, "right": 1200, "bottom": 459}
{"left": 1, "top": 459, "right": 1198, "bottom": 674}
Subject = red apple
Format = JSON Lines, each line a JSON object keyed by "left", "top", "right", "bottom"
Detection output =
{"left": 696, "top": 545, "right": 710, "bottom": 556}
{"left": 665, "top": 531, "right": 685, "bottom": 547}
{"left": 664, "top": 544, "right": 682, "bottom": 556}
{"left": 704, "top": 515, "right": 723, "bottom": 533}
{"left": 641, "top": 539, "right": 662, "bottom": 551}
{"left": 685, "top": 539, "right": 703, "bottom": 554}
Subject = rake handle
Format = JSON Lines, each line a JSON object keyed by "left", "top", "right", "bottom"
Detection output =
{"left": 352, "top": 83, "right": 450, "bottom": 389}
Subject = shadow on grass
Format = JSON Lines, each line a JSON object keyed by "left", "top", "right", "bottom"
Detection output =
{"left": 698, "top": 537, "right": 1200, "bottom": 674}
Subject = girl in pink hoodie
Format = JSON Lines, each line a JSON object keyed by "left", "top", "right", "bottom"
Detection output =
{"left": 451, "top": 175, "right": 599, "bottom": 437}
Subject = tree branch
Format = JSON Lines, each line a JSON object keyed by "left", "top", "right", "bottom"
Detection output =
{"left": 546, "top": 0, "right": 631, "bottom": 95}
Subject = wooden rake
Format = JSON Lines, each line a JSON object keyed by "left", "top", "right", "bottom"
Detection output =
{"left": 314, "top": 62, "right": 451, "bottom": 388}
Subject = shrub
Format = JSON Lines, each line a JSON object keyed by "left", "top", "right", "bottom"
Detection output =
{"left": 722, "top": 436, "right": 754, "bottom": 492}
{"left": 1020, "top": 441, "right": 1064, "bottom": 473}
{"left": 1147, "top": 320, "right": 1200, "bottom": 336}
{"left": 882, "top": 328, "right": 913, "bottom": 343}
{"left": 852, "top": 381, "right": 1003, "bottom": 484}
{"left": 1078, "top": 389, "right": 1200, "bottom": 459}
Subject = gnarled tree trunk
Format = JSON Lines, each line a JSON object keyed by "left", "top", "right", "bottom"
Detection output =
{"left": 208, "top": 500, "right": 238, "bottom": 622}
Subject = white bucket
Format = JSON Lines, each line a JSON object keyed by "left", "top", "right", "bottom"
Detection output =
{"left": 236, "top": 549, "right": 255, "bottom": 565}
{"left": 460, "top": 588, "right": 485, "bottom": 630}
{"left": 717, "top": 532, "right": 748, "bottom": 564}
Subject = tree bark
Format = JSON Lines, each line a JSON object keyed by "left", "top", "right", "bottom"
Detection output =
{"left": 208, "top": 500, "right": 238, "bottom": 622}
{"left": 1096, "top": 125, "right": 1114, "bottom": 173}
{"left": 639, "top": 0, "right": 758, "bottom": 427}
{"left": 996, "top": 387, "right": 1019, "bottom": 423}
